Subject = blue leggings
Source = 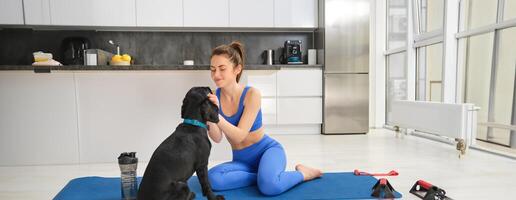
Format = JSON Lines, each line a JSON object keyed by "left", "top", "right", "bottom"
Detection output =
{"left": 208, "top": 135, "right": 304, "bottom": 196}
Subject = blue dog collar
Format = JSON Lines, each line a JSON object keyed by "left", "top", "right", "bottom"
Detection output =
{"left": 183, "top": 119, "right": 207, "bottom": 129}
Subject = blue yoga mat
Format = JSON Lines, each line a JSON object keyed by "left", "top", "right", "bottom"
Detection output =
{"left": 54, "top": 172, "right": 402, "bottom": 200}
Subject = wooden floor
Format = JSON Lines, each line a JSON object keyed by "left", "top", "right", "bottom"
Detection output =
{"left": 1, "top": 129, "right": 515, "bottom": 199}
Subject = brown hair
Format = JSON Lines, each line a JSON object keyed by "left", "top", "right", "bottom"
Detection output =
{"left": 210, "top": 41, "right": 245, "bottom": 83}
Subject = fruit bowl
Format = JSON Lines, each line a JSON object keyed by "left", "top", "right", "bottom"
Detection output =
{"left": 110, "top": 60, "right": 131, "bottom": 66}
{"left": 110, "top": 54, "right": 132, "bottom": 66}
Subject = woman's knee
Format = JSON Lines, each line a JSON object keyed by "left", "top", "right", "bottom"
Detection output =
{"left": 257, "top": 176, "right": 283, "bottom": 196}
{"left": 207, "top": 167, "right": 225, "bottom": 191}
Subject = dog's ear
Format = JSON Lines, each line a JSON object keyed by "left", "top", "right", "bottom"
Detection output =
{"left": 181, "top": 97, "right": 187, "bottom": 118}
{"left": 201, "top": 99, "right": 219, "bottom": 124}
{"left": 204, "top": 87, "right": 213, "bottom": 95}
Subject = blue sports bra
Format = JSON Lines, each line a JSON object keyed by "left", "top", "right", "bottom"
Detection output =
{"left": 216, "top": 86, "right": 263, "bottom": 132}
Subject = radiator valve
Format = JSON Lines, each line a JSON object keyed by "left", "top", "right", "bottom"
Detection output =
{"left": 455, "top": 138, "right": 466, "bottom": 158}
{"left": 393, "top": 126, "right": 403, "bottom": 138}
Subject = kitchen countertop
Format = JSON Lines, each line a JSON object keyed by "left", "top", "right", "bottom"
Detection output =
{"left": 0, "top": 64, "right": 323, "bottom": 72}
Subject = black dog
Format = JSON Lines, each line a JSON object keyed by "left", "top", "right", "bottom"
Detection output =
{"left": 138, "top": 87, "right": 224, "bottom": 200}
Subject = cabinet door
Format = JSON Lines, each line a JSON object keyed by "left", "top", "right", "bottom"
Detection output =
{"left": 274, "top": 0, "right": 317, "bottom": 28}
{"left": 75, "top": 71, "right": 215, "bottom": 163}
{"left": 51, "top": 0, "right": 136, "bottom": 26}
{"left": 261, "top": 97, "right": 277, "bottom": 125}
{"left": 184, "top": 0, "right": 228, "bottom": 27}
{"left": 136, "top": 0, "right": 183, "bottom": 26}
{"left": 0, "top": 0, "right": 24, "bottom": 24}
{"left": 242, "top": 70, "right": 277, "bottom": 97}
{"left": 50, "top": 0, "right": 89, "bottom": 25}
{"left": 229, "top": 0, "right": 273, "bottom": 27}
{"left": 0, "top": 72, "right": 79, "bottom": 165}
{"left": 277, "top": 69, "right": 322, "bottom": 96}
{"left": 277, "top": 97, "right": 322, "bottom": 124}
{"left": 23, "top": 0, "right": 51, "bottom": 25}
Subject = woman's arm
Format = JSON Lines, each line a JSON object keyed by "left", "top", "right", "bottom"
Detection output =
{"left": 207, "top": 122, "right": 223, "bottom": 143}
{"left": 216, "top": 88, "right": 261, "bottom": 144}
{"left": 206, "top": 93, "right": 223, "bottom": 143}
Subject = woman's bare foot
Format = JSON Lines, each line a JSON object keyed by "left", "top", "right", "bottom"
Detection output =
{"left": 295, "top": 164, "right": 322, "bottom": 181}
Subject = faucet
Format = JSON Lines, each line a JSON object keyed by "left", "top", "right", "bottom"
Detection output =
{"left": 108, "top": 40, "right": 120, "bottom": 55}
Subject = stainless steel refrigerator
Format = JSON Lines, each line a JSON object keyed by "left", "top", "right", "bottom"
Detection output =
{"left": 317, "top": 0, "right": 370, "bottom": 134}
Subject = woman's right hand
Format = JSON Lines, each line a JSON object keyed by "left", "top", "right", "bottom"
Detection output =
{"left": 207, "top": 93, "right": 219, "bottom": 107}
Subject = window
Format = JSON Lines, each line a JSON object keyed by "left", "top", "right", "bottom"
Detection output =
{"left": 416, "top": 43, "right": 443, "bottom": 102}
{"left": 416, "top": 0, "right": 444, "bottom": 33}
{"left": 413, "top": 0, "right": 445, "bottom": 102}
{"left": 504, "top": 0, "right": 516, "bottom": 20}
{"left": 385, "top": 0, "right": 409, "bottom": 126}
{"left": 386, "top": 52, "right": 408, "bottom": 123}
{"left": 459, "top": 0, "right": 516, "bottom": 148}
{"left": 387, "top": 0, "right": 408, "bottom": 49}
{"left": 491, "top": 27, "right": 516, "bottom": 145}
{"left": 463, "top": 33, "right": 495, "bottom": 141}
{"left": 463, "top": 0, "right": 498, "bottom": 30}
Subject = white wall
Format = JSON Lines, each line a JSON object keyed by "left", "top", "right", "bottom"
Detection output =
{"left": 372, "top": 0, "right": 386, "bottom": 128}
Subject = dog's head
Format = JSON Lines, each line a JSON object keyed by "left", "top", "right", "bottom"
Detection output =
{"left": 181, "top": 87, "right": 219, "bottom": 124}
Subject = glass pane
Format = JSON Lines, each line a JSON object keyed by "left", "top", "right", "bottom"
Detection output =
{"left": 387, "top": 0, "right": 408, "bottom": 49}
{"left": 463, "top": 33, "right": 494, "bottom": 140}
{"left": 386, "top": 52, "right": 408, "bottom": 124}
{"left": 419, "top": 0, "right": 444, "bottom": 32}
{"left": 505, "top": 0, "right": 516, "bottom": 20}
{"left": 416, "top": 43, "right": 443, "bottom": 101}
{"left": 463, "top": 0, "right": 498, "bottom": 30}
{"left": 491, "top": 27, "right": 516, "bottom": 145}
{"left": 491, "top": 128, "right": 511, "bottom": 146}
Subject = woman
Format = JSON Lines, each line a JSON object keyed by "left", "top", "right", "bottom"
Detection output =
{"left": 206, "top": 41, "right": 322, "bottom": 196}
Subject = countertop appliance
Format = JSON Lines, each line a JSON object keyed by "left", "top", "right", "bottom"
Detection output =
{"left": 283, "top": 40, "right": 303, "bottom": 64}
{"left": 84, "top": 49, "right": 114, "bottom": 66}
{"left": 317, "top": 0, "right": 370, "bottom": 134}
{"left": 262, "top": 49, "right": 275, "bottom": 65}
{"left": 61, "top": 37, "right": 90, "bottom": 65}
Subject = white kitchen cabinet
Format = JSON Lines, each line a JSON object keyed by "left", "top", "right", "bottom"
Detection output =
{"left": 276, "top": 69, "right": 322, "bottom": 127}
{"left": 0, "top": 72, "right": 79, "bottom": 165}
{"left": 241, "top": 69, "right": 323, "bottom": 126}
{"left": 0, "top": 0, "right": 24, "bottom": 24}
{"left": 261, "top": 98, "right": 277, "bottom": 125}
{"left": 16, "top": 0, "right": 318, "bottom": 28}
{"left": 23, "top": 0, "right": 51, "bottom": 25}
{"left": 229, "top": 0, "right": 273, "bottom": 27}
{"left": 184, "top": 0, "right": 228, "bottom": 27}
{"left": 241, "top": 70, "right": 277, "bottom": 97}
{"left": 240, "top": 70, "right": 278, "bottom": 124}
{"left": 74, "top": 71, "right": 215, "bottom": 163}
{"left": 277, "top": 97, "right": 322, "bottom": 124}
{"left": 50, "top": 0, "right": 136, "bottom": 26}
{"left": 277, "top": 69, "right": 322, "bottom": 96}
{"left": 136, "top": 0, "right": 182, "bottom": 27}
{"left": 274, "top": 0, "right": 318, "bottom": 28}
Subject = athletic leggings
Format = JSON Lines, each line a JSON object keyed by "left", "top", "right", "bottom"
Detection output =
{"left": 207, "top": 134, "right": 304, "bottom": 196}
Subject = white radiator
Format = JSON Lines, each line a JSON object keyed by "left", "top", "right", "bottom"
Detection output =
{"left": 390, "top": 100, "right": 478, "bottom": 148}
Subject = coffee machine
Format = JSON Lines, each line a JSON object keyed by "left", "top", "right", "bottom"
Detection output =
{"left": 61, "top": 37, "right": 90, "bottom": 65}
{"left": 283, "top": 40, "right": 303, "bottom": 64}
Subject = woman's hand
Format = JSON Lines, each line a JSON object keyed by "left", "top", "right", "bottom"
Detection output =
{"left": 207, "top": 93, "right": 219, "bottom": 107}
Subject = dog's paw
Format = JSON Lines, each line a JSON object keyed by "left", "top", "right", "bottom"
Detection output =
{"left": 208, "top": 194, "right": 225, "bottom": 200}
{"left": 188, "top": 192, "right": 196, "bottom": 200}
